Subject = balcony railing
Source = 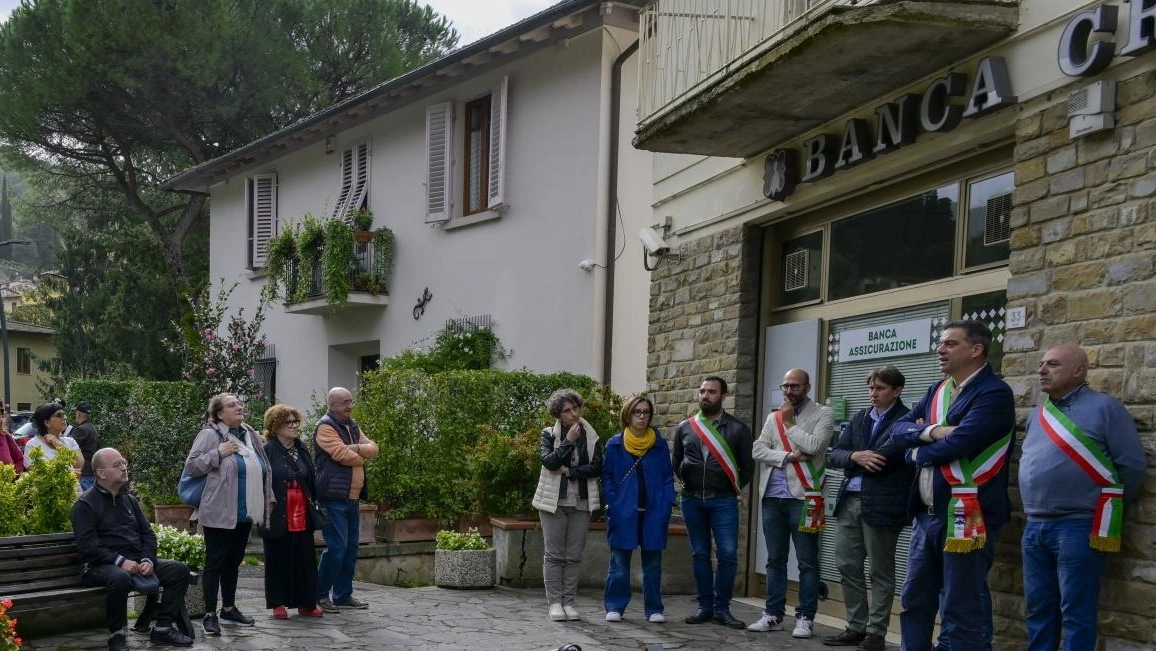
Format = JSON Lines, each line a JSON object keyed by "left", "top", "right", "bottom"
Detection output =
{"left": 282, "top": 240, "right": 389, "bottom": 314}
{"left": 638, "top": 0, "right": 876, "bottom": 127}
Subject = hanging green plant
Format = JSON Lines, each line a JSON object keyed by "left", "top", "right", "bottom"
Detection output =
{"left": 264, "top": 226, "right": 298, "bottom": 300}
{"left": 372, "top": 226, "right": 394, "bottom": 292}
{"left": 323, "top": 218, "right": 354, "bottom": 303}
{"left": 294, "top": 214, "right": 326, "bottom": 303}
{"left": 352, "top": 208, "right": 374, "bottom": 232}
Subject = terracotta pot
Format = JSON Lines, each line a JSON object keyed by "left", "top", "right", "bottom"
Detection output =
{"left": 354, "top": 230, "right": 374, "bottom": 243}
{"left": 378, "top": 516, "right": 441, "bottom": 543}
{"left": 153, "top": 504, "right": 195, "bottom": 532}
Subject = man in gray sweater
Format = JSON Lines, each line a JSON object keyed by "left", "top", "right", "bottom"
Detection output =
{"left": 1019, "top": 345, "right": 1145, "bottom": 651}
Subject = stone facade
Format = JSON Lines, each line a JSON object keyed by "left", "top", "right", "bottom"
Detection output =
{"left": 1000, "top": 67, "right": 1156, "bottom": 650}
{"left": 645, "top": 224, "right": 762, "bottom": 594}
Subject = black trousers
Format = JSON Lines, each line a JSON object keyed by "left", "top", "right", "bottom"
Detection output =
{"left": 82, "top": 559, "right": 190, "bottom": 633}
{"left": 202, "top": 522, "right": 252, "bottom": 611}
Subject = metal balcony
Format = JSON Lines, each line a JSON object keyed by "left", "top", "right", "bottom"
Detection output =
{"left": 635, "top": 0, "right": 1018, "bottom": 158}
{"left": 283, "top": 242, "right": 390, "bottom": 316}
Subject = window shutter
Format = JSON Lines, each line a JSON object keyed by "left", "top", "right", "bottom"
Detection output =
{"left": 488, "top": 76, "right": 508, "bottom": 208}
{"left": 331, "top": 147, "right": 354, "bottom": 220}
{"left": 346, "top": 140, "right": 371, "bottom": 219}
{"left": 425, "top": 101, "right": 453, "bottom": 223}
{"left": 250, "top": 173, "right": 277, "bottom": 268}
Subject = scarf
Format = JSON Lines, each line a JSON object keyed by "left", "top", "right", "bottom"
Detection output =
{"left": 231, "top": 428, "right": 266, "bottom": 524}
{"left": 624, "top": 426, "right": 656, "bottom": 456}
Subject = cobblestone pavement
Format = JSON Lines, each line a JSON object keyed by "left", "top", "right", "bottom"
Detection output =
{"left": 21, "top": 576, "right": 889, "bottom": 650}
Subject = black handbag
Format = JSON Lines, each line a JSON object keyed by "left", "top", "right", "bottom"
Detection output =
{"left": 309, "top": 500, "right": 331, "bottom": 530}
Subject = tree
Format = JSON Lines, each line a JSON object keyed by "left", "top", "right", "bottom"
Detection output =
{"left": 0, "top": 0, "right": 458, "bottom": 381}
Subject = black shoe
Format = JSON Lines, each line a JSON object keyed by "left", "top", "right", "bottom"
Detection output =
{"left": 713, "top": 611, "right": 746, "bottom": 629}
{"left": 823, "top": 628, "right": 867, "bottom": 646}
{"left": 108, "top": 633, "right": 129, "bottom": 651}
{"left": 220, "top": 606, "right": 256, "bottom": 625}
{"left": 684, "top": 609, "right": 714, "bottom": 624}
{"left": 150, "top": 625, "right": 195, "bottom": 647}
{"left": 858, "top": 633, "right": 887, "bottom": 651}
{"left": 202, "top": 613, "right": 221, "bottom": 636}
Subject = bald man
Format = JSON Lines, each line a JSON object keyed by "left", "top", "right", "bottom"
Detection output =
{"left": 1019, "top": 345, "right": 1145, "bottom": 650}
{"left": 312, "top": 387, "right": 379, "bottom": 612}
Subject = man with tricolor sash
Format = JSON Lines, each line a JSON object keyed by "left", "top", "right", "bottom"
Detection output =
{"left": 879, "top": 320, "right": 1015, "bottom": 651}
{"left": 672, "top": 376, "right": 753, "bottom": 630}
{"left": 1019, "top": 345, "right": 1145, "bottom": 651}
{"left": 747, "top": 368, "right": 834, "bottom": 640}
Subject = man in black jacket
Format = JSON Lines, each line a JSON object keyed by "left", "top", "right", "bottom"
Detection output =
{"left": 671, "top": 376, "right": 753, "bottom": 629}
{"left": 822, "top": 366, "right": 913, "bottom": 650}
{"left": 70, "top": 448, "right": 193, "bottom": 651}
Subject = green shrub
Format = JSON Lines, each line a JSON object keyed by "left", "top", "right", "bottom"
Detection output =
{"left": 20, "top": 446, "right": 78, "bottom": 534}
{"left": 467, "top": 424, "right": 539, "bottom": 518}
{"left": 435, "top": 528, "right": 489, "bottom": 551}
{"left": 0, "top": 463, "right": 23, "bottom": 536}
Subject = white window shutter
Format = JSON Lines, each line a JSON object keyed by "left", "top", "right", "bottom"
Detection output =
{"left": 488, "top": 76, "right": 508, "bottom": 208}
{"left": 250, "top": 173, "right": 277, "bottom": 268}
{"left": 425, "top": 102, "right": 453, "bottom": 223}
{"left": 346, "top": 140, "right": 371, "bottom": 219}
{"left": 331, "top": 147, "right": 354, "bottom": 220}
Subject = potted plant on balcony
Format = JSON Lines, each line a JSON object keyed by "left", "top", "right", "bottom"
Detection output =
{"left": 351, "top": 208, "right": 374, "bottom": 243}
{"left": 322, "top": 218, "right": 354, "bottom": 303}
{"left": 264, "top": 227, "right": 298, "bottom": 300}
{"left": 293, "top": 214, "right": 326, "bottom": 303}
{"left": 434, "top": 528, "right": 494, "bottom": 589}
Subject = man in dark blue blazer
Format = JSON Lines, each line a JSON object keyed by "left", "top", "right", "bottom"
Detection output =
{"left": 879, "top": 320, "right": 1015, "bottom": 651}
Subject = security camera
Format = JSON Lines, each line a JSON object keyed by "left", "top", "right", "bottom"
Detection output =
{"left": 638, "top": 227, "right": 669, "bottom": 256}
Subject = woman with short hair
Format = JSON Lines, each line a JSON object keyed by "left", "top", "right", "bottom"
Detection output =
{"left": 601, "top": 395, "right": 676, "bottom": 623}
{"left": 531, "top": 388, "right": 602, "bottom": 622}
{"left": 183, "top": 393, "right": 273, "bottom": 636}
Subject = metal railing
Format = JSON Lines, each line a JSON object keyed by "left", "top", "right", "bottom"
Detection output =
{"left": 283, "top": 241, "right": 387, "bottom": 303}
{"left": 638, "top": 0, "right": 875, "bottom": 127}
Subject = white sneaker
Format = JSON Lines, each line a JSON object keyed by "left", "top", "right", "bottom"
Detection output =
{"left": 792, "top": 615, "right": 813, "bottom": 638}
{"left": 564, "top": 605, "right": 580, "bottom": 621}
{"left": 648, "top": 613, "right": 665, "bottom": 623}
{"left": 605, "top": 611, "right": 622, "bottom": 622}
{"left": 747, "top": 613, "right": 784, "bottom": 632}
{"left": 549, "top": 603, "right": 566, "bottom": 621}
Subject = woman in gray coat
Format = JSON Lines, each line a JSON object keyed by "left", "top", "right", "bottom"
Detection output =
{"left": 183, "top": 393, "right": 274, "bottom": 635}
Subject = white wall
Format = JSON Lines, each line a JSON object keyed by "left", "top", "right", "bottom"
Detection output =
{"left": 209, "top": 26, "right": 652, "bottom": 409}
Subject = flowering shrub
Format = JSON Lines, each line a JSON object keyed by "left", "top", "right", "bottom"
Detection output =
{"left": 435, "top": 528, "right": 489, "bottom": 551}
{"left": 153, "top": 523, "right": 206, "bottom": 570}
{"left": 383, "top": 323, "right": 505, "bottom": 374}
{"left": 0, "top": 597, "right": 21, "bottom": 651}
{"left": 173, "top": 282, "right": 269, "bottom": 405}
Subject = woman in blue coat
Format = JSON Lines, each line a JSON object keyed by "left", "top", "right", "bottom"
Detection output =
{"left": 601, "top": 394, "right": 676, "bottom": 623}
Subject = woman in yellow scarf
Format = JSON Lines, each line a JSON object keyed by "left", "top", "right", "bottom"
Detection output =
{"left": 601, "top": 394, "right": 676, "bottom": 623}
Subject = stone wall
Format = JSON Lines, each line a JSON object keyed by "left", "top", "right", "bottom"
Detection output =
{"left": 1001, "top": 66, "right": 1156, "bottom": 650}
{"left": 645, "top": 223, "right": 763, "bottom": 593}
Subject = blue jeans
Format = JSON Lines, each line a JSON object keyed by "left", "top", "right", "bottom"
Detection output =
{"left": 937, "top": 583, "right": 992, "bottom": 651}
{"left": 760, "top": 497, "right": 820, "bottom": 619}
{"left": 900, "top": 512, "right": 1001, "bottom": 651}
{"left": 316, "top": 499, "right": 360, "bottom": 604}
{"left": 680, "top": 495, "right": 739, "bottom": 613}
{"left": 604, "top": 547, "right": 664, "bottom": 617}
{"left": 1022, "top": 518, "right": 1105, "bottom": 651}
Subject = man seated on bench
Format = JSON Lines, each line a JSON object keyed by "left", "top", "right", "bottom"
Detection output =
{"left": 70, "top": 447, "right": 194, "bottom": 651}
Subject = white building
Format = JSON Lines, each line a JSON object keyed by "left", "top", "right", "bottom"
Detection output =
{"left": 165, "top": 0, "right": 654, "bottom": 408}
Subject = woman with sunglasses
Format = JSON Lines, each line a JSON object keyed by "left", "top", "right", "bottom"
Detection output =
{"left": 259, "top": 404, "right": 324, "bottom": 620}
{"left": 601, "top": 394, "right": 676, "bottom": 624}
{"left": 23, "top": 402, "right": 83, "bottom": 474}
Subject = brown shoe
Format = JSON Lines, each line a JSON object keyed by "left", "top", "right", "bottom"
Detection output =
{"left": 857, "top": 633, "right": 886, "bottom": 651}
{"left": 822, "top": 628, "right": 866, "bottom": 646}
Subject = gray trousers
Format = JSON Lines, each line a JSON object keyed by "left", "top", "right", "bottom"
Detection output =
{"left": 834, "top": 494, "right": 903, "bottom": 636}
{"left": 539, "top": 505, "right": 591, "bottom": 605}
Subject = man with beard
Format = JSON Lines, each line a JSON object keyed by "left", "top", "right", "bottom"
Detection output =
{"left": 672, "top": 376, "right": 753, "bottom": 629}
{"left": 71, "top": 448, "right": 193, "bottom": 651}
{"left": 881, "top": 320, "right": 1015, "bottom": 651}
{"left": 748, "top": 368, "right": 834, "bottom": 639}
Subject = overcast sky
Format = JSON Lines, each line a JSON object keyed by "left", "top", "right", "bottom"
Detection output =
{"left": 0, "top": 1, "right": 560, "bottom": 45}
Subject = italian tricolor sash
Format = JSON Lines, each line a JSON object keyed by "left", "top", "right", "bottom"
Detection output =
{"left": 1038, "top": 397, "right": 1124, "bottom": 552}
{"left": 772, "top": 411, "right": 826, "bottom": 533}
{"left": 688, "top": 410, "right": 741, "bottom": 495}
{"left": 930, "top": 378, "right": 1012, "bottom": 553}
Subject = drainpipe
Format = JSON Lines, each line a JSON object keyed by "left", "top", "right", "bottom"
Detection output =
{"left": 600, "top": 37, "right": 640, "bottom": 387}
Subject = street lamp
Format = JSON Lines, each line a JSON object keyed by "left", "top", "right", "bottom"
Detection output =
{"left": 0, "top": 239, "right": 32, "bottom": 408}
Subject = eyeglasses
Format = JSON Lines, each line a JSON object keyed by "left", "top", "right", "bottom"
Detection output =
{"left": 631, "top": 409, "right": 651, "bottom": 416}
{"left": 106, "top": 460, "right": 128, "bottom": 469}
{"left": 780, "top": 383, "right": 805, "bottom": 391}
{"left": 285, "top": 420, "right": 300, "bottom": 429}
{"left": 52, "top": 411, "right": 66, "bottom": 419}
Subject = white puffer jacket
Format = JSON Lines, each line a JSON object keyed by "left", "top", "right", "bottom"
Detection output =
{"left": 532, "top": 418, "right": 601, "bottom": 513}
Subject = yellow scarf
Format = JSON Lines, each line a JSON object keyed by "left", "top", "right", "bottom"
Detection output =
{"left": 624, "top": 426, "right": 656, "bottom": 457}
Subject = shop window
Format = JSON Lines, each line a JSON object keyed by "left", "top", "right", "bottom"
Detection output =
{"left": 828, "top": 184, "right": 958, "bottom": 301}
{"left": 964, "top": 171, "right": 1013, "bottom": 269}
{"left": 776, "top": 231, "right": 822, "bottom": 306}
{"left": 16, "top": 347, "right": 31, "bottom": 375}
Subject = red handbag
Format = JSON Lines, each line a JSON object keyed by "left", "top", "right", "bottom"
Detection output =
{"left": 285, "top": 480, "right": 307, "bottom": 532}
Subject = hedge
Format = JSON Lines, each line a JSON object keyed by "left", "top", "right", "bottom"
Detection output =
{"left": 355, "top": 368, "right": 623, "bottom": 524}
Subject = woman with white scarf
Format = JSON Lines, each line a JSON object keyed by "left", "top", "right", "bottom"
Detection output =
{"left": 183, "top": 393, "right": 274, "bottom": 636}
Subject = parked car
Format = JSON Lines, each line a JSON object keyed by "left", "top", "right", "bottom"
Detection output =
{"left": 12, "top": 416, "right": 34, "bottom": 448}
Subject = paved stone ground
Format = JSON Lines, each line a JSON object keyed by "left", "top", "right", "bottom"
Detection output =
{"left": 21, "top": 574, "right": 889, "bottom": 650}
